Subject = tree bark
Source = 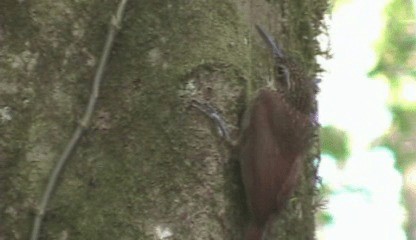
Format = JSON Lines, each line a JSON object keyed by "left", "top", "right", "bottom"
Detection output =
{"left": 0, "top": 0, "right": 327, "bottom": 239}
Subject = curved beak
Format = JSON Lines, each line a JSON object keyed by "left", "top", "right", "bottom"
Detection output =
{"left": 255, "top": 25, "right": 285, "bottom": 59}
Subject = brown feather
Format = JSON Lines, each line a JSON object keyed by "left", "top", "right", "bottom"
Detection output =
{"left": 240, "top": 89, "right": 313, "bottom": 240}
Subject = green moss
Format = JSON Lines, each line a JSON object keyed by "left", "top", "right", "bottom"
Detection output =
{"left": 0, "top": 0, "right": 327, "bottom": 239}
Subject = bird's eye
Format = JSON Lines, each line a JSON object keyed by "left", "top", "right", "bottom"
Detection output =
{"left": 276, "top": 65, "right": 291, "bottom": 90}
{"left": 276, "top": 65, "right": 285, "bottom": 76}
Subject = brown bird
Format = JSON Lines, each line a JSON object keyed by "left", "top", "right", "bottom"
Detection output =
{"left": 239, "top": 25, "right": 317, "bottom": 240}
{"left": 191, "top": 25, "right": 317, "bottom": 240}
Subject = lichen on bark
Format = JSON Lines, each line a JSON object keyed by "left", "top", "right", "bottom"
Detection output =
{"left": 0, "top": 0, "right": 327, "bottom": 239}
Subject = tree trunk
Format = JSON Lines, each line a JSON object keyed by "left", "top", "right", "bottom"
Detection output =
{"left": 0, "top": 0, "right": 327, "bottom": 239}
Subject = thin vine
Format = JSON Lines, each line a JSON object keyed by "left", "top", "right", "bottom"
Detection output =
{"left": 29, "top": 0, "right": 129, "bottom": 239}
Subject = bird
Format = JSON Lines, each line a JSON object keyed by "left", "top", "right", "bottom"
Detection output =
{"left": 239, "top": 25, "right": 317, "bottom": 240}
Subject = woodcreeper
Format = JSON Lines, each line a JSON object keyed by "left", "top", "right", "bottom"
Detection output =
{"left": 192, "top": 25, "right": 317, "bottom": 240}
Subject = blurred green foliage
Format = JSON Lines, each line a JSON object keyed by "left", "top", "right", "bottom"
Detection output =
{"left": 370, "top": 1, "right": 416, "bottom": 238}
{"left": 331, "top": 0, "right": 353, "bottom": 11}
{"left": 318, "top": 0, "right": 416, "bottom": 236}
{"left": 317, "top": 211, "right": 334, "bottom": 225}
{"left": 370, "top": 0, "right": 416, "bottom": 81}
{"left": 371, "top": 0, "right": 416, "bottom": 172}
{"left": 320, "top": 126, "right": 350, "bottom": 163}
{"left": 381, "top": 105, "right": 416, "bottom": 170}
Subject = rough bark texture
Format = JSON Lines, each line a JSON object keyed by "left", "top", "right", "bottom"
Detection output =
{"left": 0, "top": 0, "right": 327, "bottom": 239}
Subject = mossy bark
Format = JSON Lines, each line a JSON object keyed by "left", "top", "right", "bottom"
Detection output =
{"left": 0, "top": 0, "right": 327, "bottom": 239}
